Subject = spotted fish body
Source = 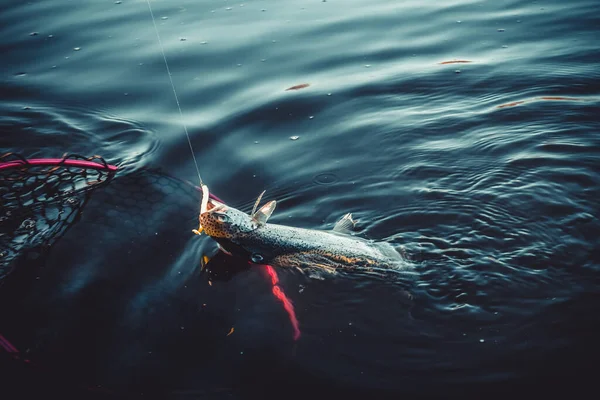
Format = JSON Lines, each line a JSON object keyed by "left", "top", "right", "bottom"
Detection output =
{"left": 197, "top": 186, "right": 406, "bottom": 272}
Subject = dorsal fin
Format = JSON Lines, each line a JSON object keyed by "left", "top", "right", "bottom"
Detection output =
{"left": 252, "top": 200, "right": 276, "bottom": 227}
{"left": 332, "top": 213, "right": 356, "bottom": 234}
{"left": 251, "top": 190, "right": 266, "bottom": 217}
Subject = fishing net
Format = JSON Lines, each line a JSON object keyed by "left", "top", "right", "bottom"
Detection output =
{"left": 0, "top": 153, "right": 117, "bottom": 281}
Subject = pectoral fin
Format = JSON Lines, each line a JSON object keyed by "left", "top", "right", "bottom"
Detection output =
{"left": 332, "top": 213, "right": 356, "bottom": 234}
{"left": 252, "top": 200, "right": 276, "bottom": 226}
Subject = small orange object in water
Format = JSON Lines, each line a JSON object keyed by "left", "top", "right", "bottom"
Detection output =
{"left": 226, "top": 327, "right": 234, "bottom": 336}
{"left": 285, "top": 83, "right": 310, "bottom": 91}
{"left": 438, "top": 60, "right": 472, "bottom": 65}
{"left": 497, "top": 101, "right": 525, "bottom": 108}
{"left": 538, "top": 96, "right": 582, "bottom": 101}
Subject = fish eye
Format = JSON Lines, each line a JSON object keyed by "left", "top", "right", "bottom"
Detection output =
{"left": 216, "top": 214, "right": 229, "bottom": 223}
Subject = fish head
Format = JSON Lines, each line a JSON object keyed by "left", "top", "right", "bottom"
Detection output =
{"left": 199, "top": 199, "right": 257, "bottom": 239}
{"left": 198, "top": 186, "right": 276, "bottom": 240}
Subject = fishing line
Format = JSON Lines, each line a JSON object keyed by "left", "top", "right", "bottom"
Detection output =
{"left": 145, "top": 0, "right": 204, "bottom": 186}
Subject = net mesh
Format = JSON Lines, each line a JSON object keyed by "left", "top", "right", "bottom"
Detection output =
{"left": 0, "top": 153, "right": 116, "bottom": 281}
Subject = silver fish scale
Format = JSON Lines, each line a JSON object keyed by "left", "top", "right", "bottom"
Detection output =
{"left": 232, "top": 223, "right": 405, "bottom": 270}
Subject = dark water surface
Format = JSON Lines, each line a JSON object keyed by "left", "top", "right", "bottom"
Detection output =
{"left": 1, "top": 0, "right": 599, "bottom": 398}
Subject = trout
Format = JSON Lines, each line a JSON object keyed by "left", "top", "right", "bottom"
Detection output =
{"left": 194, "top": 185, "right": 406, "bottom": 272}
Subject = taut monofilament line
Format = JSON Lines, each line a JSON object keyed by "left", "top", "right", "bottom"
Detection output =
{"left": 145, "top": 0, "right": 204, "bottom": 186}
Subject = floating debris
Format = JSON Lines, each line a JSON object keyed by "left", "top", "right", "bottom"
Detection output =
{"left": 285, "top": 83, "right": 310, "bottom": 91}
{"left": 226, "top": 327, "right": 235, "bottom": 336}
{"left": 497, "top": 97, "right": 582, "bottom": 109}
{"left": 497, "top": 101, "right": 525, "bottom": 108}
{"left": 290, "top": 136, "right": 299, "bottom": 141}
{"left": 29, "top": 32, "right": 39, "bottom": 36}
{"left": 539, "top": 96, "right": 582, "bottom": 101}
{"left": 439, "top": 60, "right": 472, "bottom": 65}
{"left": 180, "top": 37, "right": 187, "bottom": 41}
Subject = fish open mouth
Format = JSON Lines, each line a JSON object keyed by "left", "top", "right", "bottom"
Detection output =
{"left": 194, "top": 184, "right": 225, "bottom": 235}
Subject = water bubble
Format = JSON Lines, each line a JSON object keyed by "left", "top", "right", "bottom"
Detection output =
{"left": 497, "top": 28, "right": 505, "bottom": 32}
{"left": 200, "top": 41, "right": 208, "bottom": 44}
{"left": 290, "top": 136, "right": 299, "bottom": 140}
{"left": 261, "top": 9, "right": 266, "bottom": 12}
{"left": 254, "top": 141, "right": 260, "bottom": 144}
{"left": 21, "top": 219, "right": 36, "bottom": 229}
{"left": 15, "top": 72, "right": 27, "bottom": 77}
{"left": 313, "top": 173, "right": 339, "bottom": 185}
{"left": 115, "top": 0, "right": 122, "bottom": 4}
{"left": 29, "top": 32, "right": 39, "bottom": 36}
{"left": 456, "top": 20, "right": 462, "bottom": 23}
{"left": 501, "top": 45, "right": 508, "bottom": 48}
{"left": 365, "top": 64, "right": 371, "bottom": 68}
{"left": 161, "top": 16, "right": 168, "bottom": 20}
{"left": 73, "top": 47, "right": 81, "bottom": 51}
{"left": 48, "top": 34, "right": 54, "bottom": 38}
{"left": 180, "top": 326, "right": 185, "bottom": 330}
{"left": 479, "top": 339, "right": 485, "bottom": 343}
{"left": 455, "top": 69, "right": 461, "bottom": 74}
{"left": 226, "top": 7, "right": 232, "bottom": 10}
{"left": 309, "top": 116, "right": 314, "bottom": 119}
{"left": 180, "top": 37, "right": 187, "bottom": 41}
{"left": 260, "top": 59, "right": 266, "bottom": 62}
{"left": 327, "top": 93, "right": 332, "bottom": 96}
